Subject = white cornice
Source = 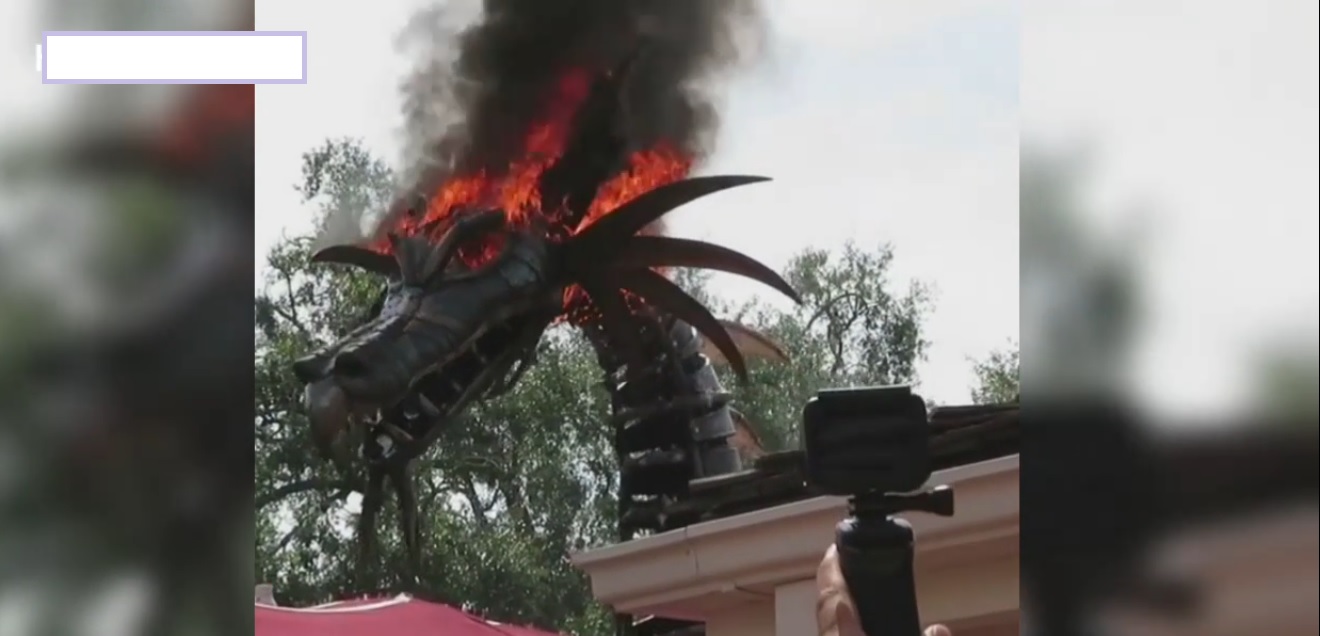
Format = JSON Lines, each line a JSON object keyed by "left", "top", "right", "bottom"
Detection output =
{"left": 572, "top": 455, "right": 1020, "bottom": 621}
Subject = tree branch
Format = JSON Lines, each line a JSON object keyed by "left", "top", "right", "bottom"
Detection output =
{"left": 804, "top": 291, "right": 865, "bottom": 333}
{"left": 276, "top": 267, "right": 313, "bottom": 338}
{"left": 256, "top": 477, "right": 353, "bottom": 509}
{"left": 459, "top": 475, "right": 491, "bottom": 529}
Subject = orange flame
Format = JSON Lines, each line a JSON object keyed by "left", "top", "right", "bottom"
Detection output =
{"left": 376, "top": 69, "right": 694, "bottom": 282}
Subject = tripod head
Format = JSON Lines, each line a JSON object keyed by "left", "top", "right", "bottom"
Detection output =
{"left": 804, "top": 386, "right": 955, "bottom": 636}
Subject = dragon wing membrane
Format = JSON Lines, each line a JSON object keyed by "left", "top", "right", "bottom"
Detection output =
{"left": 701, "top": 319, "right": 791, "bottom": 366}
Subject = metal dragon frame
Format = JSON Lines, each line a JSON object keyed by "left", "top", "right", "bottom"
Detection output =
{"left": 291, "top": 63, "right": 803, "bottom": 590}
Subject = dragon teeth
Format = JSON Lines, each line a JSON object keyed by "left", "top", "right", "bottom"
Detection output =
{"left": 417, "top": 394, "right": 441, "bottom": 417}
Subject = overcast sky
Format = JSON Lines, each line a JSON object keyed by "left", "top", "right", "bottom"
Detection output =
{"left": 254, "top": 0, "right": 1021, "bottom": 405}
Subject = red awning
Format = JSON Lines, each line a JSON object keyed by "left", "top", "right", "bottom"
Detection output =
{"left": 255, "top": 595, "right": 560, "bottom": 636}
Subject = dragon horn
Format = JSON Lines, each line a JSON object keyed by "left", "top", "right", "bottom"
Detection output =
{"left": 602, "top": 236, "right": 802, "bottom": 304}
{"left": 573, "top": 175, "right": 770, "bottom": 249}
{"left": 604, "top": 268, "right": 751, "bottom": 381}
{"left": 310, "top": 244, "right": 400, "bottom": 278}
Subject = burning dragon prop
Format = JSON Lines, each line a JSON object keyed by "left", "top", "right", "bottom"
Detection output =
{"left": 292, "top": 64, "right": 800, "bottom": 584}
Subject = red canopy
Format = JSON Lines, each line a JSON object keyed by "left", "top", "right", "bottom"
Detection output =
{"left": 255, "top": 595, "right": 560, "bottom": 636}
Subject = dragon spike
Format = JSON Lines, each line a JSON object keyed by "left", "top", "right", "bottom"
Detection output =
{"left": 573, "top": 175, "right": 771, "bottom": 250}
{"left": 416, "top": 215, "right": 448, "bottom": 238}
{"left": 391, "top": 234, "right": 432, "bottom": 287}
{"left": 604, "top": 236, "right": 802, "bottom": 304}
{"left": 606, "top": 268, "right": 751, "bottom": 381}
{"left": 310, "top": 244, "right": 400, "bottom": 278}
{"left": 701, "top": 320, "right": 791, "bottom": 366}
{"left": 577, "top": 280, "right": 649, "bottom": 370}
{"left": 421, "top": 210, "right": 506, "bottom": 283}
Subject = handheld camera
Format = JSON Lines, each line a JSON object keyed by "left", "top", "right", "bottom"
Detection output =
{"left": 803, "top": 386, "right": 954, "bottom": 636}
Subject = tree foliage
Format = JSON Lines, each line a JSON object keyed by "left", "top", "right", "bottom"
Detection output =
{"left": 254, "top": 138, "right": 936, "bottom": 634}
{"left": 718, "top": 245, "right": 933, "bottom": 449}
{"left": 970, "top": 342, "right": 1020, "bottom": 404}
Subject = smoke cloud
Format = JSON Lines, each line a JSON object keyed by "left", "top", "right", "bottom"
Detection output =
{"left": 379, "top": 0, "right": 766, "bottom": 236}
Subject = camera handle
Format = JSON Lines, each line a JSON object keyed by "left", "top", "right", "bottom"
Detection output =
{"left": 835, "top": 486, "right": 955, "bottom": 636}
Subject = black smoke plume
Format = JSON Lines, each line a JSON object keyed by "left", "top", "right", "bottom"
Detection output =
{"left": 372, "top": 0, "right": 765, "bottom": 238}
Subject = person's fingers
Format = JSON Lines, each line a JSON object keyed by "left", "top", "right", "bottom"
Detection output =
{"left": 816, "top": 543, "right": 849, "bottom": 593}
{"left": 820, "top": 544, "right": 949, "bottom": 636}
{"left": 817, "top": 544, "right": 864, "bottom": 636}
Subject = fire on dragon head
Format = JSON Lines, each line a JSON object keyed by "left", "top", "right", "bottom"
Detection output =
{"left": 291, "top": 64, "right": 799, "bottom": 469}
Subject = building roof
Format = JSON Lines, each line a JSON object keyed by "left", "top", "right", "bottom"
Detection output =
{"left": 255, "top": 594, "right": 560, "bottom": 636}
{"left": 658, "top": 401, "right": 1020, "bottom": 529}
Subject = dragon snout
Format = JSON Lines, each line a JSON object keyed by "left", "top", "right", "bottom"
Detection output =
{"left": 292, "top": 347, "right": 387, "bottom": 471}
{"left": 292, "top": 327, "right": 431, "bottom": 465}
{"left": 294, "top": 343, "right": 405, "bottom": 394}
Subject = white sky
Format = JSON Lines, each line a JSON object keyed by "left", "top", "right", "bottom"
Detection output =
{"left": 1022, "top": 0, "right": 1319, "bottom": 415}
{"left": 253, "top": 0, "right": 1021, "bottom": 405}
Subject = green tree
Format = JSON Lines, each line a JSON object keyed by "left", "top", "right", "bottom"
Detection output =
{"left": 254, "top": 138, "right": 936, "bottom": 634}
{"left": 725, "top": 244, "right": 934, "bottom": 450}
{"left": 255, "top": 138, "right": 615, "bottom": 633}
{"left": 970, "top": 342, "right": 1020, "bottom": 404}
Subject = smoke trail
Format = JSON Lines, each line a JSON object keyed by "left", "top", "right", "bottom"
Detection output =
{"left": 383, "top": 0, "right": 766, "bottom": 234}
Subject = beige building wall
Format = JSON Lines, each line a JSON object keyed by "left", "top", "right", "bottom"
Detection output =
{"left": 573, "top": 449, "right": 1317, "bottom": 636}
{"left": 573, "top": 456, "right": 1021, "bottom": 636}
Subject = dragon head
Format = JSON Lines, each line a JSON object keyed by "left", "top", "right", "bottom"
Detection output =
{"left": 292, "top": 175, "right": 801, "bottom": 467}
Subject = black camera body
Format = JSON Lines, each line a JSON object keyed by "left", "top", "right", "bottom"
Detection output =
{"left": 804, "top": 386, "right": 932, "bottom": 495}
{"left": 802, "top": 385, "right": 954, "bottom": 636}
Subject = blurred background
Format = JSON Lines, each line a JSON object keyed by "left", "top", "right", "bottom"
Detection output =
{"left": 1018, "top": 0, "right": 1316, "bottom": 634}
{"left": 1, "top": 0, "right": 1316, "bottom": 634}
{"left": 1, "top": 1, "right": 254, "bottom": 635}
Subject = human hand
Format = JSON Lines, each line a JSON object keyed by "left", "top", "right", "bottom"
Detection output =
{"left": 816, "top": 543, "right": 951, "bottom": 636}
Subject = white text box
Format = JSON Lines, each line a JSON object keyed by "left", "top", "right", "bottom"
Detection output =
{"left": 42, "top": 31, "right": 306, "bottom": 84}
